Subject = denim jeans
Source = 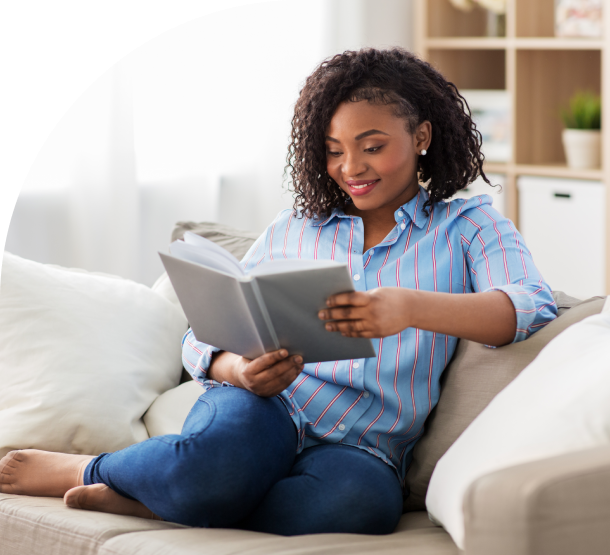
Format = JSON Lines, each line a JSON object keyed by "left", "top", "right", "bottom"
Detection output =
{"left": 84, "top": 387, "right": 403, "bottom": 535}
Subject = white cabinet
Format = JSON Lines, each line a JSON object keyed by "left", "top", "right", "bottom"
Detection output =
{"left": 518, "top": 176, "right": 606, "bottom": 299}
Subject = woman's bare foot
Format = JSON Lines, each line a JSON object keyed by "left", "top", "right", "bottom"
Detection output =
{"left": 65, "top": 484, "right": 162, "bottom": 520}
{"left": 0, "top": 450, "right": 94, "bottom": 497}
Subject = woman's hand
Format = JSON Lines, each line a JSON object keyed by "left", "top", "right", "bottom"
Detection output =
{"left": 208, "top": 350, "right": 304, "bottom": 398}
{"left": 318, "top": 288, "right": 411, "bottom": 338}
{"left": 319, "top": 288, "right": 517, "bottom": 346}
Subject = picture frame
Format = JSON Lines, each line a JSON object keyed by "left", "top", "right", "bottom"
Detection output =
{"left": 555, "top": 0, "right": 603, "bottom": 38}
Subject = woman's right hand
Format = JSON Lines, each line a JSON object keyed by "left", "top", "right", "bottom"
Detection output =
{"left": 208, "top": 350, "right": 304, "bottom": 398}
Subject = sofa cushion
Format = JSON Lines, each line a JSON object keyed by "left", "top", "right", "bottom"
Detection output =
{"left": 427, "top": 301, "right": 610, "bottom": 549}
{"left": 0, "top": 493, "right": 184, "bottom": 555}
{"left": 98, "top": 512, "right": 458, "bottom": 555}
{"left": 0, "top": 252, "right": 187, "bottom": 459}
{"left": 403, "top": 294, "right": 606, "bottom": 511}
{"left": 144, "top": 381, "right": 204, "bottom": 437}
{"left": 170, "top": 221, "right": 260, "bottom": 258}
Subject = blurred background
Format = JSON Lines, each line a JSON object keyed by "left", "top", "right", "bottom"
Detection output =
{"left": 5, "top": 0, "right": 608, "bottom": 299}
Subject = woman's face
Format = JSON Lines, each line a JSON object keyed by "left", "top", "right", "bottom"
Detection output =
{"left": 325, "top": 101, "right": 431, "bottom": 214}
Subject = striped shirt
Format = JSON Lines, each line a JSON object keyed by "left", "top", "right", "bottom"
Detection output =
{"left": 182, "top": 186, "right": 557, "bottom": 485}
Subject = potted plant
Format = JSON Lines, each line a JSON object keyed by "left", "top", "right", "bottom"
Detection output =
{"left": 560, "top": 90, "right": 602, "bottom": 169}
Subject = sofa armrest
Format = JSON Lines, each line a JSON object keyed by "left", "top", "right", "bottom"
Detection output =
{"left": 462, "top": 445, "right": 610, "bottom": 555}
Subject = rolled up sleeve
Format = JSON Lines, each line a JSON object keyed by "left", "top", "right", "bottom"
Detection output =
{"left": 181, "top": 328, "right": 221, "bottom": 386}
{"left": 458, "top": 202, "right": 557, "bottom": 343}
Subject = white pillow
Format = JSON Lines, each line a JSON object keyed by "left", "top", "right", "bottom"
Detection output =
{"left": 426, "top": 310, "right": 610, "bottom": 549}
{"left": 0, "top": 252, "right": 188, "bottom": 458}
{"left": 152, "top": 271, "right": 185, "bottom": 319}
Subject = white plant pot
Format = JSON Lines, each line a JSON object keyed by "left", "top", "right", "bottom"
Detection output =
{"left": 562, "top": 129, "right": 601, "bottom": 170}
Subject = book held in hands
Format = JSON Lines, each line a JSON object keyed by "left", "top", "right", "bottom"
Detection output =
{"left": 159, "top": 232, "right": 376, "bottom": 363}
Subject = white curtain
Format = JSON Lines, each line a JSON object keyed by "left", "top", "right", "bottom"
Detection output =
{"left": 6, "top": 0, "right": 413, "bottom": 286}
{"left": 7, "top": 62, "right": 141, "bottom": 280}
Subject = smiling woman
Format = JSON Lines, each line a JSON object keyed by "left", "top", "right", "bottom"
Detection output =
{"left": 0, "top": 47, "right": 557, "bottom": 538}
{"left": 325, "top": 102, "right": 431, "bottom": 249}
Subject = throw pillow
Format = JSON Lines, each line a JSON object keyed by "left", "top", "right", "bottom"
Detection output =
{"left": 0, "top": 252, "right": 187, "bottom": 458}
{"left": 170, "top": 221, "right": 260, "bottom": 258}
{"left": 403, "top": 294, "right": 605, "bottom": 511}
{"left": 426, "top": 308, "right": 610, "bottom": 549}
{"left": 144, "top": 381, "right": 204, "bottom": 437}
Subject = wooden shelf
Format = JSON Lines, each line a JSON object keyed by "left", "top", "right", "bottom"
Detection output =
{"left": 514, "top": 38, "right": 604, "bottom": 50}
{"left": 513, "top": 164, "right": 603, "bottom": 181}
{"left": 483, "top": 163, "right": 603, "bottom": 181}
{"left": 426, "top": 38, "right": 507, "bottom": 50}
{"left": 425, "top": 38, "right": 603, "bottom": 51}
{"left": 483, "top": 163, "right": 510, "bottom": 174}
{"left": 415, "top": 0, "right": 610, "bottom": 294}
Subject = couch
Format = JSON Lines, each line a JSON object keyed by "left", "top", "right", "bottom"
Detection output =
{"left": 1, "top": 222, "right": 609, "bottom": 555}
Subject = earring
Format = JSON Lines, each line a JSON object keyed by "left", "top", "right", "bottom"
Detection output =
{"left": 420, "top": 149, "right": 427, "bottom": 156}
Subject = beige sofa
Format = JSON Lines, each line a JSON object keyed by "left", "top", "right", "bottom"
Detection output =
{"left": 1, "top": 224, "right": 609, "bottom": 555}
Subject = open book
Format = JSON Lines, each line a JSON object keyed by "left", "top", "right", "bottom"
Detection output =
{"left": 159, "top": 232, "right": 376, "bottom": 363}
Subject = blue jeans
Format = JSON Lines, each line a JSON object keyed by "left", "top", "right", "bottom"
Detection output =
{"left": 84, "top": 387, "right": 403, "bottom": 535}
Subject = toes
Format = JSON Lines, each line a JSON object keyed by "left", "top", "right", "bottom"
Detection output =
{"left": 64, "top": 485, "right": 87, "bottom": 509}
{"left": 64, "top": 484, "right": 107, "bottom": 510}
{"left": 0, "top": 451, "right": 20, "bottom": 488}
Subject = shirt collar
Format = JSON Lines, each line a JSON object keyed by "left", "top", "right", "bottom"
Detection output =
{"left": 398, "top": 186, "right": 429, "bottom": 229}
{"left": 308, "top": 206, "right": 352, "bottom": 227}
{"left": 308, "top": 186, "right": 429, "bottom": 229}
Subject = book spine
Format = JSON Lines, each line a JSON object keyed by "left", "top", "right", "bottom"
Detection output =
{"left": 240, "top": 280, "right": 280, "bottom": 351}
{"left": 249, "top": 279, "right": 280, "bottom": 350}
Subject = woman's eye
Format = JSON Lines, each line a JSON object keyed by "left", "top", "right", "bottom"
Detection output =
{"left": 327, "top": 151, "right": 342, "bottom": 157}
{"left": 365, "top": 146, "right": 382, "bottom": 153}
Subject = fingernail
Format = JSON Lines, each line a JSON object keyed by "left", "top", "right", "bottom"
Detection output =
{"left": 325, "top": 324, "right": 333, "bottom": 331}
{"left": 280, "top": 350, "right": 288, "bottom": 357}
{"left": 318, "top": 311, "right": 325, "bottom": 319}
{"left": 294, "top": 356, "right": 303, "bottom": 364}
{"left": 326, "top": 299, "right": 332, "bottom": 306}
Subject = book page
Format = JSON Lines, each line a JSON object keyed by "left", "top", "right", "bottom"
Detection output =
{"left": 169, "top": 233, "right": 244, "bottom": 277}
{"left": 182, "top": 232, "right": 245, "bottom": 275}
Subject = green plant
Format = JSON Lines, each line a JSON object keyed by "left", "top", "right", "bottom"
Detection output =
{"left": 561, "top": 91, "right": 602, "bottom": 130}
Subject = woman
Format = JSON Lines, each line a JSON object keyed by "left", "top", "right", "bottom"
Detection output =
{"left": 0, "top": 47, "right": 556, "bottom": 535}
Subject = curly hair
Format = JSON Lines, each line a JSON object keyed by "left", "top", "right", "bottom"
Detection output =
{"left": 285, "top": 47, "right": 490, "bottom": 217}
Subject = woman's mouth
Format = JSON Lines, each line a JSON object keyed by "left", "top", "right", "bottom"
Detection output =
{"left": 346, "top": 179, "right": 379, "bottom": 196}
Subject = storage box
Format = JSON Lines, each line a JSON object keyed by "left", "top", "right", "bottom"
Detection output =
{"left": 518, "top": 175, "right": 606, "bottom": 299}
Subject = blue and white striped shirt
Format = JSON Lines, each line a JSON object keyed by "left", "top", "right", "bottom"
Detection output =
{"left": 182, "top": 187, "right": 557, "bottom": 485}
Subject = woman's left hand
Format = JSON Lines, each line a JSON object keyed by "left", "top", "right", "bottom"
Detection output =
{"left": 318, "top": 287, "right": 411, "bottom": 338}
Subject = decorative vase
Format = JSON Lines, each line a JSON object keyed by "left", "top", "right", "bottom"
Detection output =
{"left": 561, "top": 128, "right": 601, "bottom": 169}
{"left": 486, "top": 11, "right": 506, "bottom": 37}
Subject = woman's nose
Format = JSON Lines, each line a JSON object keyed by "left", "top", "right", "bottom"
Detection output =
{"left": 343, "top": 151, "right": 367, "bottom": 177}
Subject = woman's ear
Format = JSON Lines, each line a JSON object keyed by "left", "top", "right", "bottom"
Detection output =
{"left": 414, "top": 121, "right": 432, "bottom": 154}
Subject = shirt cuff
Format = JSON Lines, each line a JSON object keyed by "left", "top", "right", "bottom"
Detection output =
{"left": 486, "top": 284, "right": 538, "bottom": 344}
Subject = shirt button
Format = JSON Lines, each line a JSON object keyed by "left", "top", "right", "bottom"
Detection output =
{"left": 353, "top": 362, "right": 360, "bottom": 369}
{"left": 363, "top": 391, "right": 370, "bottom": 398}
{"left": 338, "top": 424, "right": 346, "bottom": 431}
{"left": 400, "top": 223, "right": 406, "bottom": 230}
{"left": 398, "top": 211, "right": 404, "bottom": 217}
{"left": 369, "top": 249, "right": 374, "bottom": 255}
{"left": 353, "top": 274, "right": 360, "bottom": 281}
